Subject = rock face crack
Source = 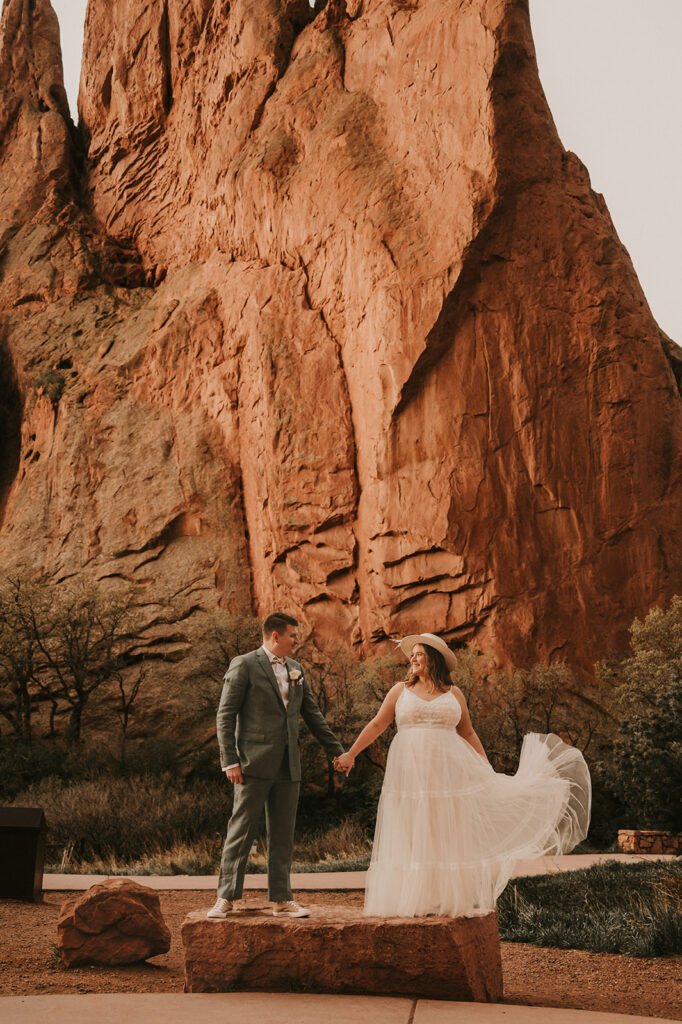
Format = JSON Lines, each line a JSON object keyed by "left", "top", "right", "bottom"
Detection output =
{"left": 159, "top": 2, "right": 173, "bottom": 117}
{"left": 0, "top": 334, "right": 22, "bottom": 530}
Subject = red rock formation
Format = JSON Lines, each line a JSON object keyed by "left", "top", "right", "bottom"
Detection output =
{"left": 0, "top": 0, "right": 72, "bottom": 221}
{"left": 0, "top": 0, "right": 680, "bottom": 675}
{"left": 57, "top": 878, "right": 171, "bottom": 966}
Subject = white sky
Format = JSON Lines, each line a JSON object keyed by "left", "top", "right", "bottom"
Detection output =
{"left": 2, "top": 0, "right": 680, "bottom": 343}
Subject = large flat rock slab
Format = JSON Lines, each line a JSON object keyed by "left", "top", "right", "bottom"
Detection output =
{"left": 181, "top": 905, "right": 502, "bottom": 1001}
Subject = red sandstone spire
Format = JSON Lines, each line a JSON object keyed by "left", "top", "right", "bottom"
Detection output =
{"left": 0, "top": 0, "right": 73, "bottom": 223}
{"left": 0, "top": 0, "right": 679, "bottom": 676}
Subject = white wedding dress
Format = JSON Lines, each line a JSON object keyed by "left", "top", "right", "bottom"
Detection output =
{"left": 363, "top": 685, "right": 591, "bottom": 918}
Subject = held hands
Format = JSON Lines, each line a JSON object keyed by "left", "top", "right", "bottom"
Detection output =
{"left": 224, "top": 765, "right": 244, "bottom": 785}
{"left": 333, "top": 751, "right": 355, "bottom": 776}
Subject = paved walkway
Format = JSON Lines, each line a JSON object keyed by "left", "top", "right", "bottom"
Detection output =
{"left": 43, "top": 853, "right": 678, "bottom": 890}
{"left": 1, "top": 993, "right": 679, "bottom": 1024}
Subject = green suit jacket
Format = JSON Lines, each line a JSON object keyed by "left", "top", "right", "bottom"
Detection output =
{"left": 216, "top": 647, "right": 344, "bottom": 781}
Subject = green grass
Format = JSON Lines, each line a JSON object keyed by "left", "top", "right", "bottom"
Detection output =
{"left": 498, "top": 860, "right": 682, "bottom": 958}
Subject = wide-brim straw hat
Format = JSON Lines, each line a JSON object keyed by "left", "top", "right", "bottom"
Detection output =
{"left": 399, "top": 633, "right": 458, "bottom": 672}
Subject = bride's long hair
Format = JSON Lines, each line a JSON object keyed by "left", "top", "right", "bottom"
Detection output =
{"left": 407, "top": 644, "right": 452, "bottom": 693}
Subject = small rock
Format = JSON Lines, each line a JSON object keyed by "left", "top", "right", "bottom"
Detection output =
{"left": 57, "top": 878, "right": 171, "bottom": 967}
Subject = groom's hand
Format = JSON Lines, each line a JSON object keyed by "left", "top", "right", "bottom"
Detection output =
{"left": 224, "top": 765, "right": 244, "bottom": 784}
{"left": 334, "top": 752, "right": 354, "bottom": 775}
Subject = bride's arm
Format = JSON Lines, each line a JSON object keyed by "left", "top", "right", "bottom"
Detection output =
{"left": 334, "top": 682, "right": 404, "bottom": 773}
{"left": 452, "top": 686, "right": 490, "bottom": 763}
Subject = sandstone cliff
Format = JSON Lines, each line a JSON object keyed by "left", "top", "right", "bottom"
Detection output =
{"left": 0, "top": 0, "right": 680, "bottom": 675}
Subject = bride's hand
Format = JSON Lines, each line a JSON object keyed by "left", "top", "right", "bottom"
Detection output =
{"left": 334, "top": 752, "right": 355, "bottom": 775}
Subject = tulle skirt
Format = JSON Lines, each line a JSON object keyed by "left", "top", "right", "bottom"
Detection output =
{"left": 363, "top": 727, "right": 591, "bottom": 918}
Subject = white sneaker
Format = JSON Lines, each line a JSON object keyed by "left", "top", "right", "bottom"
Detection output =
{"left": 271, "top": 900, "right": 310, "bottom": 918}
{"left": 207, "top": 897, "right": 233, "bottom": 919}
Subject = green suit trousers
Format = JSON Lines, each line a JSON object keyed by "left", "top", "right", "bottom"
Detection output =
{"left": 217, "top": 750, "right": 299, "bottom": 902}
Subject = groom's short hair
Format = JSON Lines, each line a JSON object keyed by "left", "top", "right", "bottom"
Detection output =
{"left": 262, "top": 612, "right": 299, "bottom": 638}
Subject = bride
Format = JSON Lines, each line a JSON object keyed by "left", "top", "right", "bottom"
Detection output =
{"left": 334, "top": 633, "right": 591, "bottom": 918}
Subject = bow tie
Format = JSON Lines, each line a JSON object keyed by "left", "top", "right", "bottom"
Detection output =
{"left": 272, "top": 656, "right": 287, "bottom": 666}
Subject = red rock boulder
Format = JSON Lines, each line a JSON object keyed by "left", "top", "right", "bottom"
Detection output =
{"left": 57, "top": 878, "right": 171, "bottom": 967}
{"left": 182, "top": 904, "right": 502, "bottom": 1001}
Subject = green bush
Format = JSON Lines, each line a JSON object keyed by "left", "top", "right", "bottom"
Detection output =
{"left": 295, "top": 640, "right": 402, "bottom": 818}
{"left": 598, "top": 596, "right": 682, "bottom": 831}
{"left": 0, "top": 739, "right": 70, "bottom": 801}
{"left": 454, "top": 653, "right": 608, "bottom": 773}
{"left": 605, "top": 595, "right": 682, "bottom": 714}
{"left": 180, "top": 612, "right": 263, "bottom": 719}
{"left": 498, "top": 860, "right": 682, "bottom": 957}
{"left": 612, "top": 679, "right": 682, "bottom": 830}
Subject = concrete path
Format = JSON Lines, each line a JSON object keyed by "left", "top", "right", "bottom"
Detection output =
{"left": 0, "top": 993, "right": 678, "bottom": 1024}
{"left": 43, "top": 853, "right": 678, "bottom": 891}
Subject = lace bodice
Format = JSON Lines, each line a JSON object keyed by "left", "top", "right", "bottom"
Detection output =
{"left": 395, "top": 685, "right": 462, "bottom": 731}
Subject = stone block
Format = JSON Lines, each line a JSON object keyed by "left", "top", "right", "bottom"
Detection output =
{"left": 618, "top": 830, "right": 682, "bottom": 855}
{"left": 181, "top": 905, "right": 502, "bottom": 1001}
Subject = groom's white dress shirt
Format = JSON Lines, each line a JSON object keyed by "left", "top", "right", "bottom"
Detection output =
{"left": 225, "top": 644, "right": 290, "bottom": 770}
{"left": 263, "top": 644, "right": 290, "bottom": 708}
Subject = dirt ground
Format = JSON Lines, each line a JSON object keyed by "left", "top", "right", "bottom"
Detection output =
{"left": 1, "top": 890, "right": 681, "bottom": 1020}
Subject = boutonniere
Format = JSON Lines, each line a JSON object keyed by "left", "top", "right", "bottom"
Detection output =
{"left": 288, "top": 668, "right": 303, "bottom": 686}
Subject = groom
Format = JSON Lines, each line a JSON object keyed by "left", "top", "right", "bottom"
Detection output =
{"left": 207, "top": 612, "right": 344, "bottom": 919}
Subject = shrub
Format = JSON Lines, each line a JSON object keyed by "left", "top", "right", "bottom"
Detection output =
{"left": 612, "top": 679, "right": 682, "bottom": 830}
{"left": 0, "top": 735, "right": 189, "bottom": 807}
{"left": 13, "top": 771, "right": 371, "bottom": 875}
{"left": 295, "top": 639, "right": 403, "bottom": 817}
{"left": 598, "top": 595, "right": 682, "bottom": 830}
{"left": 604, "top": 595, "right": 682, "bottom": 714}
{"left": 455, "top": 652, "right": 608, "bottom": 772}
{"left": 33, "top": 368, "right": 66, "bottom": 407}
{"left": 16, "top": 774, "right": 229, "bottom": 866}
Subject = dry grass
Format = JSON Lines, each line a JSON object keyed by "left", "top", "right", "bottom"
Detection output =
{"left": 19, "top": 774, "right": 228, "bottom": 868}
{"left": 52, "top": 817, "right": 372, "bottom": 876}
{"left": 25, "top": 772, "right": 373, "bottom": 875}
{"left": 252, "top": 817, "right": 372, "bottom": 873}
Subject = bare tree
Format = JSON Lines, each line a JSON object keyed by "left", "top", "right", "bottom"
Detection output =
{"left": 182, "top": 612, "right": 263, "bottom": 715}
{"left": 296, "top": 635, "right": 403, "bottom": 795}
{"left": 0, "top": 574, "right": 50, "bottom": 742}
{"left": 114, "top": 660, "right": 149, "bottom": 760}
{"left": 31, "top": 583, "right": 141, "bottom": 742}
